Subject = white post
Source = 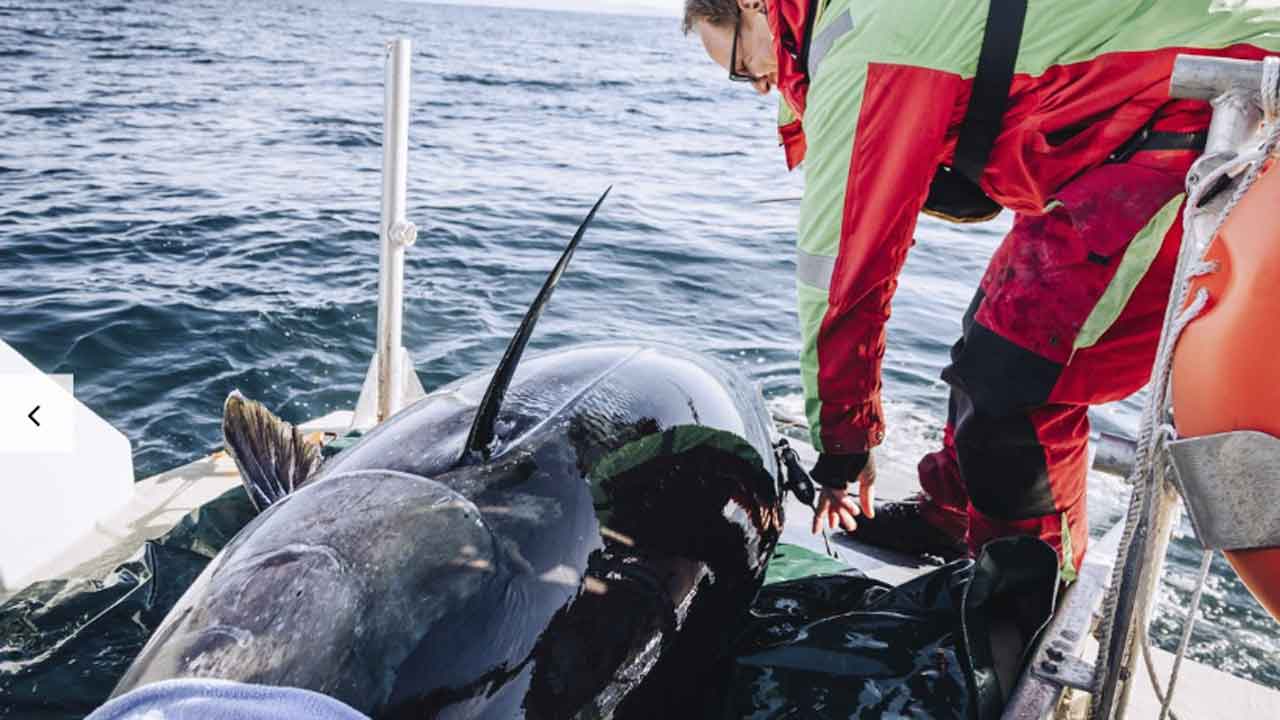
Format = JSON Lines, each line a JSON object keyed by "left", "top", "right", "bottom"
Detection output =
{"left": 375, "top": 38, "right": 417, "bottom": 422}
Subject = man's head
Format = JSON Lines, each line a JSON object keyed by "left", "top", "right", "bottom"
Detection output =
{"left": 683, "top": 0, "right": 777, "bottom": 95}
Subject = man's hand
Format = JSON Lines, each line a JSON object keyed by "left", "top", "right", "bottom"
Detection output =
{"left": 811, "top": 452, "right": 876, "bottom": 534}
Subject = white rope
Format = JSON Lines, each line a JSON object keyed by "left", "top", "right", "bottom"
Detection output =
{"left": 1142, "top": 638, "right": 1181, "bottom": 720}
{"left": 1090, "top": 168, "right": 1211, "bottom": 719}
{"left": 1172, "top": 289, "right": 1210, "bottom": 334}
{"left": 1188, "top": 260, "right": 1218, "bottom": 278}
{"left": 1157, "top": 549, "right": 1216, "bottom": 720}
{"left": 1090, "top": 76, "right": 1280, "bottom": 719}
{"left": 1141, "top": 635, "right": 1177, "bottom": 717}
{"left": 1263, "top": 56, "right": 1280, "bottom": 123}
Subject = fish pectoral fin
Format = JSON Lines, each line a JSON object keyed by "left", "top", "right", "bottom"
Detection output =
{"left": 222, "top": 390, "right": 324, "bottom": 512}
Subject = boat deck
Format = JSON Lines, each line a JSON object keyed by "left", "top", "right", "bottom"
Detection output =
{"left": 8, "top": 410, "right": 1277, "bottom": 718}
{"left": 5, "top": 411, "right": 353, "bottom": 593}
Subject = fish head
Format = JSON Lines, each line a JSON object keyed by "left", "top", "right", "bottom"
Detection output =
{"left": 114, "top": 469, "right": 506, "bottom": 714}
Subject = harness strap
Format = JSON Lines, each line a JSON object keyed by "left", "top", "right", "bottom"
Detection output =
{"left": 1108, "top": 127, "right": 1209, "bottom": 164}
{"left": 953, "top": 0, "right": 1029, "bottom": 185}
{"left": 805, "top": 1, "right": 1028, "bottom": 180}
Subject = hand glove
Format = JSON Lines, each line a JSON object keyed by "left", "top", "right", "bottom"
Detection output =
{"left": 810, "top": 451, "right": 870, "bottom": 489}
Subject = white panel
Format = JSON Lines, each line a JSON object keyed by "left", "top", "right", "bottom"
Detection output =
{"left": 0, "top": 339, "right": 134, "bottom": 593}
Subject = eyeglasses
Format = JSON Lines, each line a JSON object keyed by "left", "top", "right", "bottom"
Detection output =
{"left": 729, "top": 11, "right": 762, "bottom": 83}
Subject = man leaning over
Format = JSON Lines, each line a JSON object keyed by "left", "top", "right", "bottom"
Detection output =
{"left": 684, "top": 0, "right": 1280, "bottom": 576}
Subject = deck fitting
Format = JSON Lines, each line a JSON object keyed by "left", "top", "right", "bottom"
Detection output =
{"left": 1033, "top": 654, "right": 1095, "bottom": 692}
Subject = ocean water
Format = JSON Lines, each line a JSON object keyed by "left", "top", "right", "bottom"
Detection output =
{"left": 1, "top": 0, "right": 1276, "bottom": 694}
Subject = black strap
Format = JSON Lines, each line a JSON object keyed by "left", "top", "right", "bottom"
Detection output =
{"left": 1108, "top": 127, "right": 1208, "bottom": 163}
{"left": 953, "top": 0, "right": 1029, "bottom": 185}
{"left": 797, "top": 0, "right": 823, "bottom": 81}
{"left": 1141, "top": 130, "right": 1208, "bottom": 152}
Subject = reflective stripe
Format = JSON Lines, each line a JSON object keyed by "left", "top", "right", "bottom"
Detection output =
{"left": 1072, "top": 193, "right": 1184, "bottom": 353}
{"left": 807, "top": 10, "right": 854, "bottom": 78}
{"left": 796, "top": 248, "right": 836, "bottom": 290}
{"left": 797, "top": 283, "right": 829, "bottom": 452}
{"left": 1060, "top": 512, "right": 1077, "bottom": 583}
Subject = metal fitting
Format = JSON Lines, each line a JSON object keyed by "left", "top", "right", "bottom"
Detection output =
{"left": 390, "top": 220, "right": 418, "bottom": 248}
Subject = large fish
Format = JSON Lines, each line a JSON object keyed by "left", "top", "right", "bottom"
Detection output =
{"left": 111, "top": 190, "right": 786, "bottom": 719}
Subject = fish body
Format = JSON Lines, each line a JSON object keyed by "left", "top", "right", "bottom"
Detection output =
{"left": 113, "top": 342, "right": 784, "bottom": 718}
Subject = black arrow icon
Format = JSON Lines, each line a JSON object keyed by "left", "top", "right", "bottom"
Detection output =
{"left": 28, "top": 406, "right": 40, "bottom": 427}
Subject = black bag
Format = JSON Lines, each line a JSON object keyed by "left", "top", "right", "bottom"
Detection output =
{"left": 722, "top": 536, "right": 1059, "bottom": 719}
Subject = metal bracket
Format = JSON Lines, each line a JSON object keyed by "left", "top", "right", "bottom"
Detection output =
{"left": 350, "top": 348, "right": 427, "bottom": 433}
{"left": 1091, "top": 431, "right": 1137, "bottom": 480}
{"left": 1032, "top": 653, "right": 1096, "bottom": 692}
{"left": 389, "top": 220, "right": 418, "bottom": 248}
{"left": 1003, "top": 523, "right": 1125, "bottom": 718}
{"left": 1168, "top": 430, "right": 1280, "bottom": 550}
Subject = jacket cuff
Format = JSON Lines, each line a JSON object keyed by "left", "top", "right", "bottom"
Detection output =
{"left": 778, "top": 119, "right": 806, "bottom": 170}
{"left": 810, "top": 452, "right": 870, "bottom": 490}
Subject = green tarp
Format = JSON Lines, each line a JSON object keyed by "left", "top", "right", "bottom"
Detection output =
{"left": 763, "top": 543, "right": 852, "bottom": 585}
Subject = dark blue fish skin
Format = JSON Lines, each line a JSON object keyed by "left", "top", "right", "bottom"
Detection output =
{"left": 113, "top": 343, "right": 784, "bottom": 719}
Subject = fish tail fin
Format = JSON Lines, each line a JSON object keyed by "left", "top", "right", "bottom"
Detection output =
{"left": 222, "top": 390, "right": 323, "bottom": 512}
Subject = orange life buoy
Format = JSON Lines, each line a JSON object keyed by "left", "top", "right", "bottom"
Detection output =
{"left": 1171, "top": 160, "right": 1280, "bottom": 621}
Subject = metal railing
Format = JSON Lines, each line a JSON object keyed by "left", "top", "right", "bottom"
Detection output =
{"left": 1004, "top": 54, "right": 1279, "bottom": 720}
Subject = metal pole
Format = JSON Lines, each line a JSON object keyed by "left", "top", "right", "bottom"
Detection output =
{"left": 1091, "top": 431, "right": 1138, "bottom": 479}
{"left": 1170, "top": 55, "right": 1266, "bottom": 101}
{"left": 1113, "top": 474, "right": 1181, "bottom": 719}
{"left": 376, "top": 38, "right": 417, "bottom": 422}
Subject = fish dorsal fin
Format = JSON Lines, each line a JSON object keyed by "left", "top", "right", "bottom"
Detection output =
{"left": 222, "top": 390, "right": 324, "bottom": 512}
{"left": 461, "top": 187, "right": 612, "bottom": 463}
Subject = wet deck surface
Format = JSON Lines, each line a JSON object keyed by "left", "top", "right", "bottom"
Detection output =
{"left": 775, "top": 428, "right": 1280, "bottom": 718}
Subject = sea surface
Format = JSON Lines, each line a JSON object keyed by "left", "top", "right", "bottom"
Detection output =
{"left": 1, "top": 0, "right": 1277, "bottom": 694}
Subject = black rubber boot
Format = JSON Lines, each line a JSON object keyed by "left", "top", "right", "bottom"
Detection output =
{"left": 842, "top": 495, "right": 968, "bottom": 562}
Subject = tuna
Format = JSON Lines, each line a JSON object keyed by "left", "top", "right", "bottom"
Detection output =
{"left": 111, "top": 190, "right": 785, "bottom": 718}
